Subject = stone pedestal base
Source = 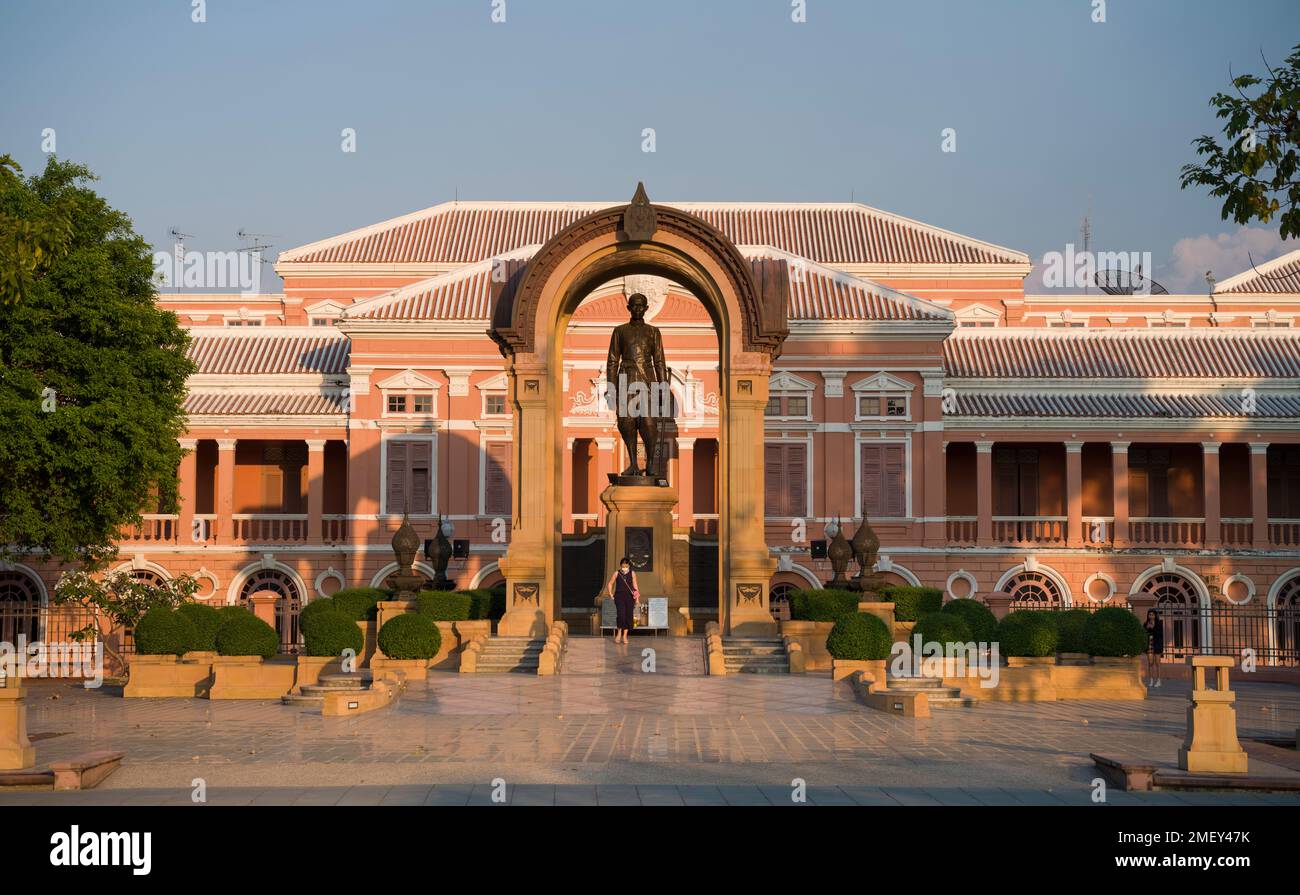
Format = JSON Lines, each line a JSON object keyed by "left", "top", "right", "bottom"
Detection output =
{"left": 1179, "top": 656, "right": 1249, "bottom": 774}
{"left": 0, "top": 678, "right": 35, "bottom": 770}
{"left": 601, "top": 484, "right": 689, "bottom": 632}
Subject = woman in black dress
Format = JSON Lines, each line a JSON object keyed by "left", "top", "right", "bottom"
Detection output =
{"left": 1144, "top": 609, "right": 1164, "bottom": 688}
{"left": 603, "top": 557, "right": 639, "bottom": 643}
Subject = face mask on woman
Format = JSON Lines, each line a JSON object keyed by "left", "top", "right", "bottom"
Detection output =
{"left": 620, "top": 565, "right": 630, "bottom": 575}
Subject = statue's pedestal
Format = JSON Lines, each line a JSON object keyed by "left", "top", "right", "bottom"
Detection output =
{"left": 601, "top": 484, "right": 688, "bottom": 635}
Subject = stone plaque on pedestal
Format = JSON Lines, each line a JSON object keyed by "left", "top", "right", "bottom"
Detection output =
{"left": 600, "top": 484, "right": 688, "bottom": 634}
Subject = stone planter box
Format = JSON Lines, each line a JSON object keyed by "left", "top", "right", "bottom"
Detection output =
{"left": 124, "top": 654, "right": 214, "bottom": 698}
{"left": 371, "top": 617, "right": 492, "bottom": 670}
{"left": 208, "top": 657, "right": 297, "bottom": 700}
{"left": 943, "top": 656, "right": 1146, "bottom": 702}
{"left": 369, "top": 657, "right": 428, "bottom": 681}
{"left": 778, "top": 621, "right": 835, "bottom": 670}
{"left": 831, "top": 658, "right": 886, "bottom": 683}
{"left": 858, "top": 601, "right": 896, "bottom": 631}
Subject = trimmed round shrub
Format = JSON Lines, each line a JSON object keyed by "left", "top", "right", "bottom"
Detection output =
{"left": 378, "top": 613, "right": 441, "bottom": 660}
{"left": 302, "top": 611, "right": 364, "bottom": 658}
{"left": 215, "top": 612, "right": 279, "bottom": 658}
{"left": 939, "top": 598, "right": 997, "bottom": 642}
{"left": 218, "top": 605, "right": 255, "bottom": 623}
{"left": 825, "top": 612, "right": 893, "bottom": 661}
{"left": 299, "top": 596, "right": 338, "bottom": 629}
{"left": 416, "top": 590, "right": 472, "bottom": 621}
{"left": 910, "top": 612, "right": 974, "bottom": 648}
{"left": 880, "top": 585, "right": 943, "bottom": 622}
{"left": 331, "top": 587, "right": 384, "bottom": 621}
{"left": 1082, "top": 606, "right": 1148, "bottom": 657}
{"left": 789, "top": 589, "right": 860, "bottom": 622}
{"left": 176, "top": 602, "right": 224, "bottom": 652}
{"left": 133, "top": 608, "right": 198, "bottom": 656}
{"left": 996, "top": 611, "right": 1058, "bottom": 657}
{"left": 1052, "top": 608, "right": 1093, "bottom": 654}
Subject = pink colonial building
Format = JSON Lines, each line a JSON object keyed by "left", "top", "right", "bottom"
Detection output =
{"left": 8, "top": 201, "right": 1300, "bottom": 658}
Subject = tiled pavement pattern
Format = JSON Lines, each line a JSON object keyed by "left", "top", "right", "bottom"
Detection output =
{"left": 4, "top": 637, "right": 1299, "bottom": 805}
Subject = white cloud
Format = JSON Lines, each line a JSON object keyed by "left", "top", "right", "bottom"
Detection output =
{"left": 1164, "top": 227, "right": 1297, "bottom": 292}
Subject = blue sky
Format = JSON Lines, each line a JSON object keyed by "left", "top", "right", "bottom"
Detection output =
{"left": 2, "top": 0, "right": 1297, "bottom": 292}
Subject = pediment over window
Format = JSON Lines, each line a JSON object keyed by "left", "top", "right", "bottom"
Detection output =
{"left": 851, "top": 372, "right": 915, "bottom": 393}
{"left": 476, "top": 372, "right": 510, "bottom": 392}
{"left": 769, "top": 371, "right": 817, "bottom": 392}
{"left": 377, "top": 369, "right": 441, "bottom": 390}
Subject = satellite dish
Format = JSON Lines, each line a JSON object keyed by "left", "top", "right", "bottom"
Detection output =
{"left": 1094, "top": 268, "right": 1168, "bottom": 295}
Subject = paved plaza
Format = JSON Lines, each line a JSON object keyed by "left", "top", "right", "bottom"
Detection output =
{"left": 3, "top": 637, "right": 1299, "bottom": 806}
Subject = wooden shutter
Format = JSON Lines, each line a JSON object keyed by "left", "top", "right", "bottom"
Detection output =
{"left": 883, "top": 444, "right": 905, "bottom": 517}
{"left": 485, "top": 441, "right": 512, "bottom": 516}
{"left": 786, "top": 443, "right": 807, "bottom": 517}
{"left": 861, "top": 445, "right": 883, "bottom": 516}
{"left": 386, "top": 442, "right": 407, "bottom": 515}
{"left": 409, "top": 441, "right": 432, "bottom": 514}
{"left": 1130, "top": 466, "right": 1149, "bottom": 518}
{"left": 765, "top": 444, "right": 784, "bottom": 516}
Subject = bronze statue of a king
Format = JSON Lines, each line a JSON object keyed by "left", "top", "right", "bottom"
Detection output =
{"left": 606, "top": 291, "right": 668, "bottom": 483}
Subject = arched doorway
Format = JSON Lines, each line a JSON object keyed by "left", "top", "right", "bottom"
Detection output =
{"left": 1272, "top": 573, "right": 1300, "bottom": 665}
{"left": 489, "top": 186, "right": 788, "bottom": 636}
{"left": 0, "top": 568, "right": 43, "bottom": 645}
{"left": 1139, "top": 572, "right": 1204, "bottom": 657}
{"left": 237, "top": 568, "right": 304, "bottom": 654}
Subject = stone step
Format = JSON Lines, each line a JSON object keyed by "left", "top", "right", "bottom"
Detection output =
{"left": 281, "top": 693, "right": 324, "bottom": 706}
{"left": 722, "top": 645, "right": 786, "bottom": 656}
{"left": 299, "top": 683, "right": 365, "bottom": 697}
{"left": 926, "top": 696, "right": 978, "bottom": 708}
{"left": 312, "top": 675, "right": 370, "bottom": 690}
{"left": 885, "top": 677, "right": 947, "bottom": 690}
{"left": 726, "top": 664, "right": 790, "bottom": 674}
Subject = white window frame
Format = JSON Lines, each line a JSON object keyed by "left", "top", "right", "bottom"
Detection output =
{"left": 855, "top": 436, "right": 912, "bottom": 519}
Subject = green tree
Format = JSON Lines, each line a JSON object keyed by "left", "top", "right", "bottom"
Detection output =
{"left": 1180, "top": 45, "right": 1300, "bottom": 239}
{"left": 52, "top": 571, "right": 200, "bottom": 674}
{"left": 0, "top": 155, "right": 72, "bottom": 305}
{"left": 0, "top": 156, "right": 193, "bottom": 564}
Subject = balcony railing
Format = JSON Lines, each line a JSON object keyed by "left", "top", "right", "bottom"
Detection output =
{"left": 1084, "top": 516, "right": 1114, "bottom": 547}
{"left": 1270, "top": 519, "right": 1300, "bottom": 548}
{"left": 123, "top": 514, "right": 178, "bottom": 543}
{"left": 231, "top": 514, "right": 309, "bottom": 543}
{"left": 993, "top": 516, "right": 1066, "bottom": 546}
{"left": 946, "top": 516, "right": 977, "bottom": 545}
{"left": 1222, "top": 517, "right": 1253, "bottom": 547}
{"left": 1129, "top": 517, "right": 1205, "bottom": 548}
{"left": 321, "top": 515, "right": 348, "bottom": 544}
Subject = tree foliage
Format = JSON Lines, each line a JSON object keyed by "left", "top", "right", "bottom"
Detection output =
{"left": 1180, "top": 45, "right": 1300, "bottom": 239}
{"left": 52, "top": 570, "right": 199, "bottom": 672}
{"left": 0, "top": 155, "right": 73, "bottom": 305}
{"left": 0, "top": 156, "right": 193, "bottom": 564}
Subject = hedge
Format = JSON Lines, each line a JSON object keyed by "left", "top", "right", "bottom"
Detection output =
{"left": 939, "top": 599, "right": 997, "bottom": 642}
{"left": 299, "top": 597, "right": 338, "bottom": 629}
{"left": 133, "top": 608, "right": 199, "bottom": 656}
{"left": 377, "top": 613, "right": 441, "bottom": 660}
{"left": 825, "top": 613, "right": 893, "bottom": 661}
{"left": 1051, "top": 608, "right": 1093, "bottom": 654}
{"left": 880, "top": 586, "right": 943, "bottom": 622}
{"left": 302, "top": 610, "right": 364, "bottom": 658}
{"left": 788, "top": 588, "right": 860, "bottom": 622}
{"left": 996, "top": 611, "right": 1058, "bottom": 657}
{"left": 465, "top": 588, "right": 506, "bottom": 621}
{"left": 218, "top": 605, "right": 255, "bottom": 622}
{"left": 331, "top": 587, "right": 384, "bottom": 621}
{"left": 176, "top": 602, "right": 223, "bottom": 652}
{"left": 910, "top": 612, "right": 974, "bottom": 648}
{"left": 1082, "top": 606, "right": 1148, "bottom": 657}
{"left": 215, "top": 612, "right": 280, "bottom": 658}
{"left": 416, "top": 590, "right": 472, "bottom": 621}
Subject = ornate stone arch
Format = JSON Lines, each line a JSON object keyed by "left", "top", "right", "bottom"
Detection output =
{"left": 487, "top": 186, "right": 789, "bottom": 636}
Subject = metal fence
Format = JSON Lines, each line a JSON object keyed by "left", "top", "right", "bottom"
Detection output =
{"left": 0, "top": 601, "right": 129, "bottom": 677}
{"left": 1003, "top": 600, "right": 1300, "bottom": 667}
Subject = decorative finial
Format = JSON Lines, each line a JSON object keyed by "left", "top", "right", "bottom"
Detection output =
{"left": 622, "top": 181, "right": 657, "bottom": 241}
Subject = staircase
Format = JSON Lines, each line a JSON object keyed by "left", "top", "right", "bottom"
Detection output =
{"left": 281, "top": 671, "right": 368, "bottom": 707}
{"left": 473, "top": 637, "right": 547, "bottom": 673}
{"left": 884, "top": 676, "right": 975, "bottom": 708}
{"left": 721, "top": 637, "right": 790, "bottom": 674}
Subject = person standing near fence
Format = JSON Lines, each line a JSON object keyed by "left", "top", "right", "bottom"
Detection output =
{"left": 1144, "top": 609, "right": 1164, "bottom": 688}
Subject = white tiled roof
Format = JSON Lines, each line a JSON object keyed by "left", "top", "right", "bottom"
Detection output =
{"left": 279, "top": 201, "right": 1029, "bottom": 267}
{"left": 184, "top": 392, "right": 346, "bottom": 415}
{"left": 944, "top": 330, "right": 1300, "bottom": 379}
{"left": 186, "top": 329, "right": 350, "bottom": 374}
{"left": 1214, "top": 248, "right": 1300, "bottom": 294}
{"left": 344, "top": 245, "right": 952, "bottom": 323}
{"left": 952, "top": 391, "right": 1300, "bottom": 418}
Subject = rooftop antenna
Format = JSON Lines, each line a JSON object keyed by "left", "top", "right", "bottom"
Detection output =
{"left": 168, "top": 227, "right": 192, "bottom": 293}
{"left": 1080, "top": 199, "right": 1092, "bottom": 296}
{"left": 236, "top": 228, "right": 277, "bottom": 264}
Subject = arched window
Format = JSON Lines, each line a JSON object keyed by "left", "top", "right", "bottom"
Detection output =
{"left": 0, "top": 570, "right": 42, "bottom": 644}
{"left": 1140, "top": 573, "right": 1202, "bottom": 656}
{"left": 1274, "top": 575, "right": 1300, "bottom": 665}
{"left": 1005, "top": 571, "right": 1065, "bottom": 607}
{"left": 237, "top": 569, "right": 302, "bottom": 653}
{"left": 128, "top": 569, "right": 168, "bottom": 588}
{"left": 769, "top": 583, "right": 797, "bottom": 622}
